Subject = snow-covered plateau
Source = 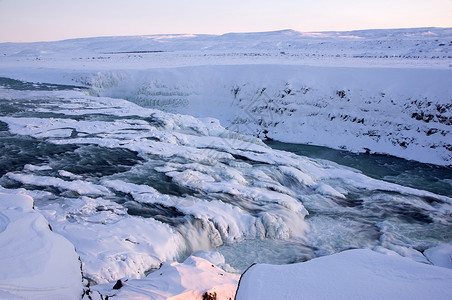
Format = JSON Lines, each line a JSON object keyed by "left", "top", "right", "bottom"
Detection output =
{"left": 0, "top": 28, "right": 451, "bottom": 299}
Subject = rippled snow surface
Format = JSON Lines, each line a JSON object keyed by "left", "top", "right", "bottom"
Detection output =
{"left": 1, "top": 77, "right": 451, "bottom": 283}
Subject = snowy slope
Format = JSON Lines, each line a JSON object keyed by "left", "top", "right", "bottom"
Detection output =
{"left": 0, "top": 28, "right": 451, "bottom": 69}
{"left": 0, "top": 191, "right": 83, "bottom": 299}
{"left": 0, "top": 28, "right": 452, "bottom": 299}
{"left": 235, "top": 249, "right": 452, "bottom": 300}
{"left": 91, "top": 254, "right": 239, "bottom": 300}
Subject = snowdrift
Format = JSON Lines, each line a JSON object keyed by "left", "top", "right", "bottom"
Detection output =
{"left": 236, "top": 249, "right": 452, "bottom": 300}
{"left": 0, "top": 192, "right": 83, "bottom": 299}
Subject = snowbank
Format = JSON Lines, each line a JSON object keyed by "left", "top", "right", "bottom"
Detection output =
{"left": 91, "top": 255, "right": 239, "bottom": 300}
{"left": 0, "top": 192, "right": 83, "bottom": 299}
{"left": 236, "top": 249, "right": 452, "bottom": 300}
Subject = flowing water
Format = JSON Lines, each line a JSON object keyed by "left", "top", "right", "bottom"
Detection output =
{"left": 1, "top": 77, "right": 451, "bottom": 278}
{"left": 265, "top": 140, "right": 452, "bottom": 198}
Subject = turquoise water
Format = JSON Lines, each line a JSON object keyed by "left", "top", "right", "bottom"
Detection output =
{"left": 265, "top": 141, "right": 452, "bottom": 197}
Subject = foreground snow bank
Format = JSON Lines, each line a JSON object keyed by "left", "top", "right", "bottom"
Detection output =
{"left": 91, "top": 254, "right": 239, "bottom": 300}
{"left": 0, "top": 192, "right": 83, "bottom": 299}
{"left": 236, "top": 249, "right": 452, "bottom": 300}
{"left": 424, "top": 244, "right": 452, "bottom": 269}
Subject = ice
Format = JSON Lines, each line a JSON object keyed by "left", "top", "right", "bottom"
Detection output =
{"left": 23, "top": 164, "right": 52, "bottom": 172}
{"left": 0, "top": 191, "right": 83, "bottom": 299}
{"left": 236, "top": 249, "right": 452, "bottom": 300}
{"left": 103, "top": 177, "right": 305, "bottom": 244}
{"left": 58, "top": 170, "right": 82, "bottom": 179}
{"left": 278, "top": 165, "right": 316, "bottom": 186}
{"left": 191, "top": 250, "right": 235, "bottom": 272}
{"left": 314, "top": 183, "right": 346, "bottom": 199}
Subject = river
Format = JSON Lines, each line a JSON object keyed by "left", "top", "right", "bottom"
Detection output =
{"left": 1, "top": 77, "right": 451, "bottom": 279}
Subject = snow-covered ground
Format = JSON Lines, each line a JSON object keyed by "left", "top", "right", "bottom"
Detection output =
{"left": 91, "top": 253, "right": 239, "bottom": 300}
{"left": 0, "top": 191, "right": 83, "bottom": 299}
{"left": 1, "top": 28, "right": 451, "bottom": 71}
{"left": 0, "top": 28, "right": 452, "bottom": 299}
{"left": 236, "top": 249, "right": 452, "bottom": 300}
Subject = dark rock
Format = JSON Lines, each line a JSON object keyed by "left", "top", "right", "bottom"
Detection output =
{"left": 112, "top": 280, "right": 123, "bottom": 290}
{"left": 202, "top": 291, "right": 217, "bottom": 300}
{"left": 336, "top": 90, "right": 346, "bottom": 99}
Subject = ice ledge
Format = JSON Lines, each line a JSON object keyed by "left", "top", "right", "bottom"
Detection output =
{"left": 0, "top": 191, "right": 83, "bottom": 300}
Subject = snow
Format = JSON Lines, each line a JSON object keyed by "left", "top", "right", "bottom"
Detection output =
{"left": 236, "top": 249, "right": 452, "bottom": 300}
{"left": 0, "top": 191, "right": 83, "bottom": 299}
{"left": 91, "top": 255, "right": 239, "bottom": 300}
{"left": 0, "top": 28, "right": 450, "bottom": 72}
{"left": 6, "top": 173, "right": 111, "bottom": 196}
{"left": 0, "top": 86, "right": 451, "bottom": 285}
{"left": 424, "top": 244, "right": 452, "bottom": 269}
{"left": 0, "top": 27, "right": 451, "bottom": 299}
{"left": 39, "top": 195, "right": 184, "bottom": 284}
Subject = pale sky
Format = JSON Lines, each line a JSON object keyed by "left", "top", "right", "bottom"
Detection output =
{"left": 0, "top": 0, "right": 451, "bottom": 42}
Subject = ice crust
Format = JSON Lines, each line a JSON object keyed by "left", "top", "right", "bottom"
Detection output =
{"left": 424, "top": 244, "right": 452, "bottom": 269}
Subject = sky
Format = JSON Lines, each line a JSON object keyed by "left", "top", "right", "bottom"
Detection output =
{"left": 0, "top": 0, "right": 451, "bottom": 42}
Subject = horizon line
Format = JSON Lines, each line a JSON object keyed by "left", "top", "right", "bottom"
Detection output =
{"left": 1, "top": 26, "right": 451, "bottom": 44}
